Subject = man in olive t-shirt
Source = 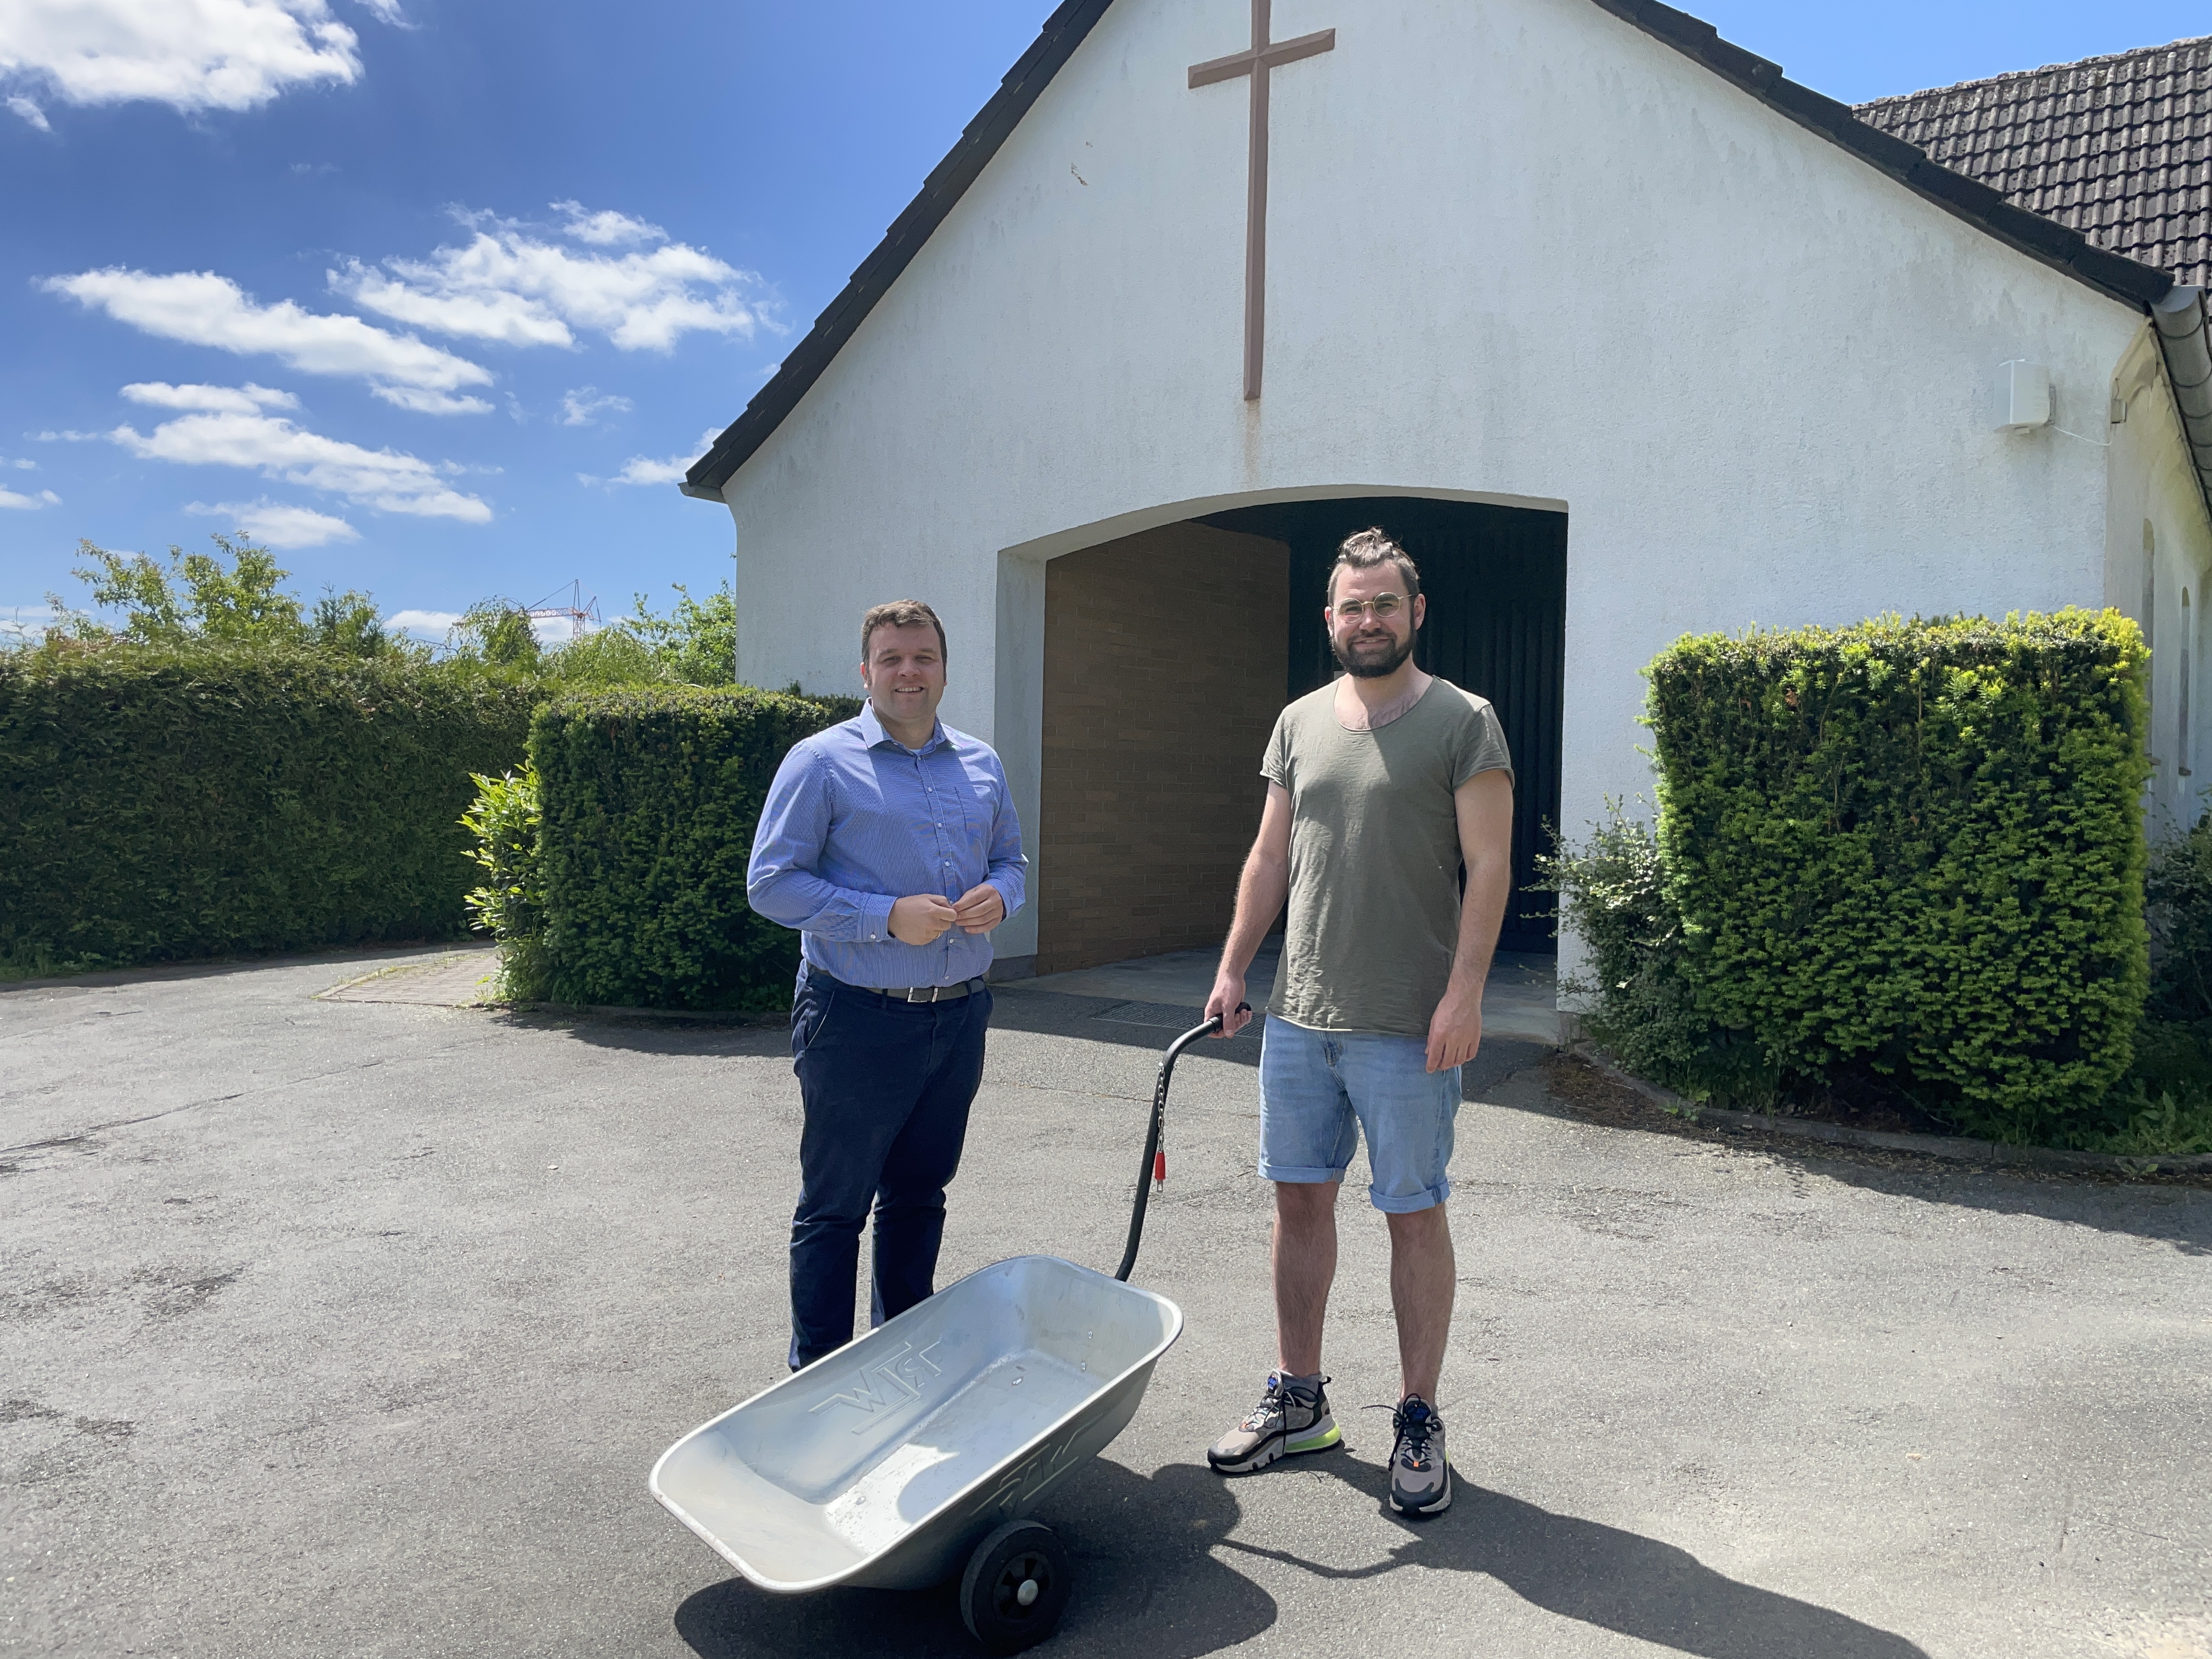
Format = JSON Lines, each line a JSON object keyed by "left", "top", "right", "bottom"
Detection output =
{"left": 1201, "top": 528, "right": 1515, "bottom": 1519}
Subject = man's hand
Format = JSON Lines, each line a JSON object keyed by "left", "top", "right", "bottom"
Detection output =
{"left": 889, "top": 894, "right": 958, "bottom": 946}
{"left": 951, "top": 883, "right": 1006, "bottom": 935}
{"left": 1205, "top": 969, "right": 1252, "bottom": 1039}
{"left": 1425, "top": 982, "right": 1483, "bottom": 1074}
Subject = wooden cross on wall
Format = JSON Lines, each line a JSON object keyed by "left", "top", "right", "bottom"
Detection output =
{"left": 1189, "top": 0, "right": 1337, "bottom": 401}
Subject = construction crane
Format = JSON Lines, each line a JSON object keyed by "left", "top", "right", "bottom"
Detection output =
{"left": 525, "top": 580, "right": 601, "bottom": 641}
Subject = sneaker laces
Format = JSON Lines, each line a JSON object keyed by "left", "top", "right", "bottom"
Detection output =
{"left": 1245, "top": 1373, "right": 1325, "bottom": 1431}
{"left": 1240, "top": 1379, "right": 1285, "bottom": 1432}
{"left": 1367, "top": 1398, "right": 1443, "bottom": 1468}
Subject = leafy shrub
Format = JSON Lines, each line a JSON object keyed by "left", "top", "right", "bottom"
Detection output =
{"left": 460, "top": 763, "right": 547, "bottom": 1000}
{"left": 1641, "top": 610, "right": 2149, "bottom": 1143}
{"left": 0, "top": 645, "right": 537, "bottom": 972}
{"left": 1539, "top": 802, "right": 1779, "bottom": 1106}
{"left": 2145, "top": 811, "right": 2212, "bottom": 1020}
{"left": 524, "top": 685, "right": 854, "bottom": 1011}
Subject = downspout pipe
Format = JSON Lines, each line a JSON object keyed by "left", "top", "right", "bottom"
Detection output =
{"left": 2153, "top": 286, "right": 2212, "bottom": 518}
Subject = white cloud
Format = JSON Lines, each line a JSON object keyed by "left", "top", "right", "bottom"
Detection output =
{"left": 7, "top": 94, "right": 49, "bottom": 128}
{"left": 187, "top": 496, "right": 358, "bottom": 546}
{"left": 386, "top": 607, "right": 459, "bottom": 636}
{"left": 560, "top": 386, "right": 629, "bottom": 427}
{"left": 0, "top": 486, "right": 61, "bottom": 510}
{"left": 351, "top": 0, "right": 405, "bottom": 24}
{"left": 121, "top": 380, "right": 297, "bottom": 413}
{"left": 373, "top": 385, "right": 492, "bottom": 415}
{"left": 584, "top": 427, "right": 720, "bottom": 488}
{"left": 0, "top": 0, "right": 364, "bottom": 115}
{"left": 552, "top": 200, "right": 663, "bottom": 246}
{"left": 5, "top": 458, "right": 35, "bottom": 470}
{"left": 46, "top": 269, "right": 492, "bottom": 407}
{"left": 32, "top": 429, "right": 100, "bottom": 442}
{"left": 331, "top": 207, "right": 765, "bottom": 353}
{"left": 110, "top": 410, "right": 490, "bottom": 521}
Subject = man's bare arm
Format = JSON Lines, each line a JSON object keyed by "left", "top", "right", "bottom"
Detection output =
{"left": 1205, "top": 783, "right": 1292, "bottom": 1038}
{"left": 1425, "top": 770, "right": 1514, "bottom": 1073}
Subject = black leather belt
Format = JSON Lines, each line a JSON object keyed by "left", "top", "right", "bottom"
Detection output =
{"left": 865, "top": 977, "right": 987, "bottom": 1003}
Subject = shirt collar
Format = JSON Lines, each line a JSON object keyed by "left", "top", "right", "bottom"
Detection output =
{"left": 856, "top": 701, "right": 948, "bottom": 754}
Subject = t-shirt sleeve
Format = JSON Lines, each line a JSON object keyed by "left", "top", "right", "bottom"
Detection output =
{"left": 1452, "top": 699, "right": 1515, "bottom": 792}
{"left": 1260, "top": 707, "right": 1294, "bottom": 789}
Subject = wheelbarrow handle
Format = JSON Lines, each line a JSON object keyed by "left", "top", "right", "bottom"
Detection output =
{"left": 1114, "top": 1006, "right": 1248, "bottom": 1282}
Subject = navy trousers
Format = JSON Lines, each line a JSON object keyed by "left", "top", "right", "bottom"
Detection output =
{"left": 787, "top": 964, "right": 992, "bottom": 1369}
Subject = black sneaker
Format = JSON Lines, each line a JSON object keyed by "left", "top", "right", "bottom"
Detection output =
{"left": 1206, "top": 1372, "right": 1341, "bottom": 1474}
{"left": 1387, "top": 1395, "right": 1451, "bottom": 1515}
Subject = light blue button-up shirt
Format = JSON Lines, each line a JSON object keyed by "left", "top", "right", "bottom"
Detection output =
{"left": 747, "top": 704, "right": 1028, "bottom": 989}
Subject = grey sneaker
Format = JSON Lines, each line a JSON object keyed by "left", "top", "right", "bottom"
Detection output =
{"left": 1387, "top": 1395, "right": 1451, "bottom": 1515}
{"left": 1207, "top": 1372, "right": 1340, "bottom": 1474}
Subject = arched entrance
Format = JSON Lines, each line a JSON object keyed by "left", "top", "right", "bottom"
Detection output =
{"left": 1029, "top": 494, "right": 1567, "bottom": 976}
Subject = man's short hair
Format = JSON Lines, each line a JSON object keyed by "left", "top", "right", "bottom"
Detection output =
{"left": 860, "top": 599, "right": 948, "bottom": 663}
{"left": 1328, "top": 528, "right": 1423, "bottom": 606}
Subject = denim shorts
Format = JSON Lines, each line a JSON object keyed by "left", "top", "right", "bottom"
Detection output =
{"left": 1257, "top": 1015, "right": 1461, "bottom": 1213}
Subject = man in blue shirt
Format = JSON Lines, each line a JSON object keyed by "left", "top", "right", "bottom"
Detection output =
{"left": 747, "top": 599, "right": 1028, "bottom": 1369}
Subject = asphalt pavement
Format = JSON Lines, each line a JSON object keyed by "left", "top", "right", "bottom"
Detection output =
{"left": 3, "top": 946, "right": 2208, "bottom": 1658}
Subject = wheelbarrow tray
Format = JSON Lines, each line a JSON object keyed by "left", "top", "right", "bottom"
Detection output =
{"left": 651, "top": 1255, "right": 1183, "bottom": 1594}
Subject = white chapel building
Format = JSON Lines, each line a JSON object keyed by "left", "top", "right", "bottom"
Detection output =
{"left": 680, "top": 1, "right": 2212, "bottom": 984}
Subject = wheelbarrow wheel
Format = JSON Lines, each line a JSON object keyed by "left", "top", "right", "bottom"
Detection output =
{"left": 959, "top": 1520, "right": 1071, "bottom": 1653}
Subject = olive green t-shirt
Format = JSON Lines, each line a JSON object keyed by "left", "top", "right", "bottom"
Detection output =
{"left": 1261, "top": 677, "right": 1514, "bottom": 1037}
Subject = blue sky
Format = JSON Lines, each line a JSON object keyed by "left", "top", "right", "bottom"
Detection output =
{"left": 2, "top": 0, "right": 2204, "bottom": 644}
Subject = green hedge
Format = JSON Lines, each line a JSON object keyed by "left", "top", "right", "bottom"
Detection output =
{"left": 1647, "top": 610, "right": 2151, "bottom": 1140}
{"left": 526, "top": 685, "right": 858, "bottom": 1011}
{"left": 0, "top": 647, "right": 537, "bottom": 970}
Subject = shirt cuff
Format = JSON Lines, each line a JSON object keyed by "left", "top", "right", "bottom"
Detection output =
{"left": 987, "top": 874, "right": 1022, "bottom": 919}
{"left": 859, "top": 891, "right": 898, "bottom": 944}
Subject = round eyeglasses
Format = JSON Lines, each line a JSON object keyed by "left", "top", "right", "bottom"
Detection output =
{"left": 1330, "top": 593, "right": 1408, "bottom": 622}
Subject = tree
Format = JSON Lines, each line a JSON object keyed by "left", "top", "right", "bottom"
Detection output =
{"left": 448, "top": 600, "right": 543, "bottom": 670}
{"left": 620, "top": 582, "right": 735, "bottom": 684}
{"left": 43, "top": 535, "right": 416, "bottom": 662}
{"left": 54, "top": 535, "right": 304, "bottom": 647}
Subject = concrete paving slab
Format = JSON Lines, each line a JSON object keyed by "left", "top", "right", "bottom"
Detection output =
{"left": 2, "top": 949, "right": 2207, "bottom": 1659}
{"left": 317, "top": 947, "right": 499, "bottom": 1008}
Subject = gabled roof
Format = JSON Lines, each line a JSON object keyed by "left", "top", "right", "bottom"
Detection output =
{"left": 1857, "top": 36, "right": 2212, "bottom": 286}
{"left": 684, "top": 0, "right": 2176, "bottom": 500}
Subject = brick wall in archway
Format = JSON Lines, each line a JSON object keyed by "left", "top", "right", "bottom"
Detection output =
{"left": 1037, "top": 520, "right": 1289, "bottom": 976}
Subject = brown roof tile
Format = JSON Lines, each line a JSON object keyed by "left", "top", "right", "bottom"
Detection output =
{"left": 1858, "top": 36, "right": 2212, "bottom": 285}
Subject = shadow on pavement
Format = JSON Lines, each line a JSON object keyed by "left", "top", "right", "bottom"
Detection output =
{"left": 1815, "top": 1160, "right": 2211, "bottom": 1257}
{"left": 1520, "top": 1056, "right": 2212, "bottom": 1257}
{"left": 1221, "top": 1458, "right": 1929, "bottom": 1659}
{"left": 990, "top": 991, "right": 1556, "bottom": 1104}
{"left": 673, "top": 1460, "right": 1275, "bottom": 1658}
{"left": 989, "top": 988, "right": 1264, "bottom": 1071}
{"left": 0, "top": 941, "right": 478, "bottom": 996}
{"left": 488, "top": 1010, "right": 789, "bottom": 1058}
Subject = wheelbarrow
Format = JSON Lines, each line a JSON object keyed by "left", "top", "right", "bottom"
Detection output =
{"left": 650, "top": 1010, "right": 1232, "bottom": 1653}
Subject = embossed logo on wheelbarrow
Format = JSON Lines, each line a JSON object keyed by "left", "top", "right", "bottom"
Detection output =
{"left": 809, "top": 1340, "right": 949, "bottom": 1427}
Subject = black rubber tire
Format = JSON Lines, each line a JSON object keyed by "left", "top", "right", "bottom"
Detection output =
{"left": 958, "top": 1520, "right": 1071, "bottom": 1654}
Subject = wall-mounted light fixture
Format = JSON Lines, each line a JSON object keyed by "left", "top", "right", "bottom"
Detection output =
{"left": 1996, "top": 360, "right": 2052, "bottom": 431}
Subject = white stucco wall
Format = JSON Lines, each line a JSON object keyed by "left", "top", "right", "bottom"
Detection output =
{"left": 711, "top": 0, "right": 2154, "bottom": 967}
{"left": 2105, "top": 326, "right": 2212, "bottom": 835}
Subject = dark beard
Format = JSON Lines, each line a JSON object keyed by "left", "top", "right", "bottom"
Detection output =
{"left": 1333, "top": 631, "right": 1415, "bottom": 680}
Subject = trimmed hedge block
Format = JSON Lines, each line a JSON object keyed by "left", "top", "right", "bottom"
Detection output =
{"left": 0, "top": 647, "right": 536, "bottom": 968}
{"left": 529, "top": 685, "right": 856, "bottom": 1011}
{"left": 1647, "top": 610, "right": 2151, "bottom": 1138}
